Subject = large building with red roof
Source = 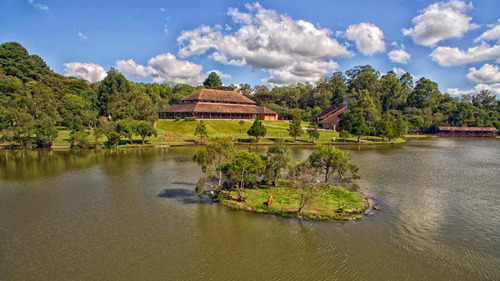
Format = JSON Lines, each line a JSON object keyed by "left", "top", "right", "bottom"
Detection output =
{"left": 158, "top": 89, "right": 278, "bottom": 120}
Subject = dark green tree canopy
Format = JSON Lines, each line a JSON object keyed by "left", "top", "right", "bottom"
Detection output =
{"left": 203, "top": 72, "right": 223, "bottom": 89}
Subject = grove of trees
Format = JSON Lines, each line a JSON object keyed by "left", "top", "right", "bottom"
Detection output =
{"left": 1, "top": 42, "right": 498, "bottom": 148}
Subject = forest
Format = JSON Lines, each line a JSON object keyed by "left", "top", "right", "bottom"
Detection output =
{"left": 1, "top": 42, "right": 498, "bottom": 148}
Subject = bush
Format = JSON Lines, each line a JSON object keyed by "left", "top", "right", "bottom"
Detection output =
{"left": 184, "top": 117, "right": 197, "bottom": 121}
{"left": 339, "top": 130, "right": 350, "bottom": 139}
{"left": 174, "top": 117, "right": 182, "bottom": 122}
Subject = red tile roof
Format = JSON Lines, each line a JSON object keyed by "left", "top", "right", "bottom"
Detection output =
{"left": 437, "top": 126, "right": 498, "bottom": 132}
{"left": 182, "top": 89, "right": 256, "bottom": 104}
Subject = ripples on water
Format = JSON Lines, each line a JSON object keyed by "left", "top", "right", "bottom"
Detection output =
{"left": 0, "top": 139, "right": 499, "bottom": 280}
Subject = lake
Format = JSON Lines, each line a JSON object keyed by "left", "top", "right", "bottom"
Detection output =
{"left": 1, "top": 138, "right": 499, "bottom": 280}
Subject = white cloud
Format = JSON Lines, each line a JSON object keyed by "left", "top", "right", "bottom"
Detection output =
{"left": 28, "top": 0, "right": 48, "bottom": 10}
{"left": 262, "top": 60, "right": 338, "bottom": 87}
{"left": 345, "top": 22, "right": 385, "bottom": 55}
{"left": 447, "top": 83, "right": 500, "bottom": 96}
{"left": 63, "top": 62, "right": 107, "bottom": 83}
{"left": 474, "top": 21, "right": 500, "bottom": 43}
{"left": 115, "top": 53, "right": 229, "bottom": 85}
{"left": 207, "top": 70, "right": 231, "bottom": 80}
{"left": 78, "top": 32, "right": 88, "bottom": 40}
{"left": 430, "top": 43, "right": 500, "bottom": 66}
{"left": 392, "top": 67, "right": 407, "bottom": 77}
{"left": 402, "top": 0, "right": 476, "bottom": 47}
{"left": 388, "top": 49, "right": 411, "bottom": 64}
{"left": 177, "top": 3, "right": 351, "bottom": 86}
{"left": 466, "top": 64, "right": 500, "bottom": 83}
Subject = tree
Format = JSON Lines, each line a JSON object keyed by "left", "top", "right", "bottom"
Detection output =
{"left": 289, "top": 161, "right": 319, "bottom": 213}
{"left": 203, "top": 72, "right": 222, "bottom": 89}
{"left": 194, "top": 120, "right": 208, "bottom": 143}
{"left": 339, "top": 108, "right": 369, "bottom": 142}
{"left": 222, "top": 150, "right": 265, "bottom": 201}
{"left": 339, "top": 130, "right": 350, "bottom": 140}
{"left": 95, "top": 119, "right": 120, "bottom": 147}
{"left": 136, "top": 121, "right": 157, "bottom": 144}
{"left": 265, "top": 139, "right": 291, "bottom": 187}
{"left": 307, "top": 121, "right": 320, "bottom": 143}
{"left": 34, "top": 114, "right": 58, "bottom": 148}
{"left": 193, "top": 137, "right": 235, "bottom": 187}
{"left": 308, "top": 145, "right": 359, "bottom": 183}
{"left": 288, "top": 109, "right": 303, "bottom": 141}
{"left": 97, "top": 69, "right": 130, "bottom": 117}
{"left": 247, "top": 116, "right": 266, "bottom": 142}
{"left": 376, "top": 112, "right": 394, "bottom": 141}
{"left": 116, "top": 119, "right": 135, "bottom": 144}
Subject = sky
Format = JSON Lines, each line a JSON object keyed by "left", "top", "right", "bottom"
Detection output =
{"left": 1, "top": 0, "right": 500, "bottom": 96}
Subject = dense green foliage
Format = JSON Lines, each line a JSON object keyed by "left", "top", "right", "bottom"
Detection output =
{"left": 0, "top": 42, "right": 201, "bottom": 148}
{"left": 1, "top": 42, "right": 498, "bottom": 148}
{"left": 247, "top": 116, "right": 266, "bottom": 142}
{"left": 193, "top": 138, "right": 366, "bottom": 220}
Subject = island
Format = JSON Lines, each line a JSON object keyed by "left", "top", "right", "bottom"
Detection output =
{"left": 194, "top": 138, "right": 369, "bottom": 221}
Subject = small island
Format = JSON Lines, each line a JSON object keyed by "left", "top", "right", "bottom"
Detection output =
{"left": 194, "top": 138, "right": 369, "bottom": 221}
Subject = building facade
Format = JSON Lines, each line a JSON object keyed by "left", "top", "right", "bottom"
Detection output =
{"left": 158, "top": 89, "right": 278, "bottom": 120}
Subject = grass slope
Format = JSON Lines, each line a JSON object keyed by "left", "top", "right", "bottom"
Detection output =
{"left": 48, "top": 119, "right": 406, "bottom": 147}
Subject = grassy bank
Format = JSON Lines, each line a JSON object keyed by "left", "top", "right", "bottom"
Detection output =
{"left": 217, "top": 181, "right": 369, "bottom": 221}
{"left": 43, "top": 119, "right": 405, "bottom": 148}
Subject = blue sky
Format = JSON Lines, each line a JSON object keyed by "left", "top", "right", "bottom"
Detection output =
{"left": 1, "top": 0, "right": 499, "bottom": 96}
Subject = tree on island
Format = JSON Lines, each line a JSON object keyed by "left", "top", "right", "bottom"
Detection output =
{"left": 265, "top": 139, "right": 291, "bottom": 187}
{"left": 194, "top": 120, "right": 208, "bottom": 143}
{"left": 193, "top": 137, "right": 235, "bottom": 187}
{"left": 290, "top": 161, "right": 319, "bottom": 213}
{"left": 247, "top": 116, "right": 266, "bottom": 142}
{"left": 203, "top": 72, "right": 222, "bottom": 89}
{"left": 288, "top": 109, "right": 303, "bottom": 141}
{"left": 308, "top": 145, "right": 359, "bottom": 183}
{"left": 222, "top": 150, "right": 265, "bottom": 201}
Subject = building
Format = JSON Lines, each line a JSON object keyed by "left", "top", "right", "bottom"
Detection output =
{"left": 158, "top": 89, "right": 278, "bottom": 120}
{"left": 436, "top": 126, "right": 498, "bottom": 137}
{"left": 313, "top": 98, "right": 348, "bottom": 131}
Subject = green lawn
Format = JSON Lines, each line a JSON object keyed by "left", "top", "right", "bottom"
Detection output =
{"left": 219, "top": 180, "right": 369, "bottom": 221}
{"left": 49, "top": 119, "right": 406, "bottom": 147}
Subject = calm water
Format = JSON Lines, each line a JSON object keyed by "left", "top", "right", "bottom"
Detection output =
{"left": 0, "top": 138, "right": 499, "bottom": 280}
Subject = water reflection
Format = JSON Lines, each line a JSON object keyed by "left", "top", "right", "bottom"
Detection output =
{"left": 1, "top": 139, "right": 499, "bottom": 280}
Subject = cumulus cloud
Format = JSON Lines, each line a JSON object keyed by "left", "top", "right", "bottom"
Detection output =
{"left": 262, "top": 60, "right": 339, "bottom": 87}
{"left": 28, "top": 0, "right": 48, "bottom": 10}
{"left": 116, "top": 53, "right": 205, "bottom": 85}
{"left": 388, "top": 49, "right": 411, "bottom": 64}
{"left": 402, "top": 0, "right": 476, "bottom": 47}
{"left": 447, "top": 83, "right": 500, "bottom": 96}
{"left": 345, "top": 22, "right": 385, "bottom": 55}
{"left": 430, "top": 43, "right": 500, "bottom": 66}
{"left": 63, "top": 62, "right": 107, "bottom": 82}
{"left": 474, "top": 21, "right": 500, "bottom": 43}
{"left": 115, "top": 53, "right": 229, "bottom": 85}
{"left": 466, "top": 64, "right": 500, "bottom": 83}
{"left": 177, "top": 3, "right": 351, "bottom": 86}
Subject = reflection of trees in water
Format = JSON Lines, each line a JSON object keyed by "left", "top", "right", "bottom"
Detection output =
{"left": 0, "top": 149, "right": 166, "bottom": 181}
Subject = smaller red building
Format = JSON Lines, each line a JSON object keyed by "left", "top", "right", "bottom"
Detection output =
{"left": 436, "top": 126, "right": 498, "bottom": 137}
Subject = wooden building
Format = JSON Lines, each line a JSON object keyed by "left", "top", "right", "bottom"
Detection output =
{"left": 436, "top": 126, "right": 498, "bottom": 137}
{"left": 158, "top": 89, "right": 278, "bottom": 120}
{"left": 313, "top": 98, "right": 348, "bottom": 131}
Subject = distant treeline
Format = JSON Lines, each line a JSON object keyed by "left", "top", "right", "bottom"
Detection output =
{"left": 0, "top": 42, "right": 498, "bottom": 148}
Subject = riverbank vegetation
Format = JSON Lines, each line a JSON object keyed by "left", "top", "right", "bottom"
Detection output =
{"left": 1, "top": 42, "right": 498, "bottom": 149}
{"left": 194, "top": 138, "right": 367, "bottom": 221}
